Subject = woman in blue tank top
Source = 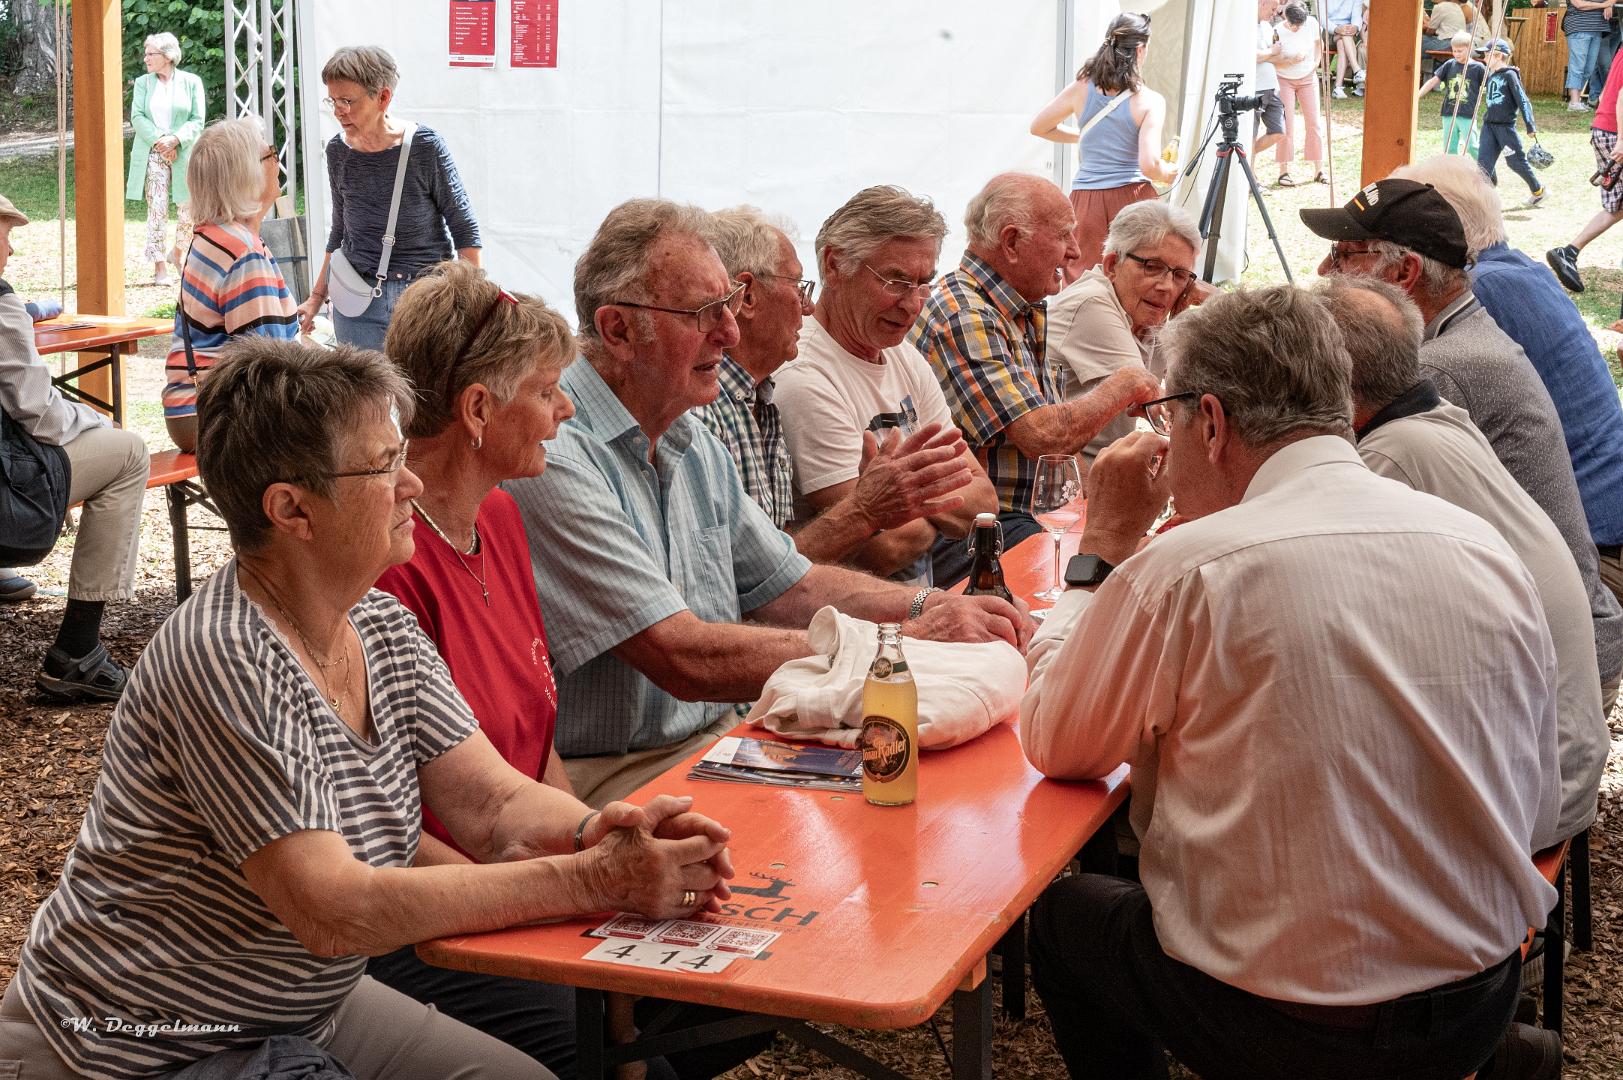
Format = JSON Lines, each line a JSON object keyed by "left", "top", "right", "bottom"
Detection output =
{"left": 1031, "top": 12, "right": 1178, "bottom": 283}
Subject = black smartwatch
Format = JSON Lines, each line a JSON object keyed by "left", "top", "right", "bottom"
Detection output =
{"left": 1064, "top": 553, "right": 1115, "bottom": 589}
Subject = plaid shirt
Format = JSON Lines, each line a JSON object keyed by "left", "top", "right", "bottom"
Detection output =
{"left": 912, "top": 253, "right": 1050, "bottom": 514}
{"left": 694, "top": 355, "right": 796, "bottom": 529}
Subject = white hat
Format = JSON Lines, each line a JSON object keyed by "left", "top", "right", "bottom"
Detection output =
{"left": 0, "top": 194, "right": 28, "bottom": 228}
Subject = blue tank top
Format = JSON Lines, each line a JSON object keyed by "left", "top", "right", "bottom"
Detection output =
{"left": 1072, "top": 82, "right": 1149, "bottom": 190}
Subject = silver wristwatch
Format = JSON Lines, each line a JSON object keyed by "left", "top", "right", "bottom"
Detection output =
{"left": 908, "top": 586, "right": 940, "bottom": 620}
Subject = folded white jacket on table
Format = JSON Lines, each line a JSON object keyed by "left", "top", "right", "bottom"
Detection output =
{"left": 745, "top": 606, "right": 1027, "bottom": 750}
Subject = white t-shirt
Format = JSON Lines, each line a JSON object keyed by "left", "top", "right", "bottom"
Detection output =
{"left": 149, "top": 75, "right": 175, "bottom": 134}
{"left": 1275, "top": 16, "right": 1321, "bottom": 80}
{"left": 774, "top": 317, "right": 957, "bottom": 507}
{"left": 1256, "top": 20, "right": 1279, "bottom": 92}
{"left": 1043, "top": 268, "right": 1159, "bottom": 461}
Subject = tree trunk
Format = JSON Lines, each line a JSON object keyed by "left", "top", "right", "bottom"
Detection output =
{"left": 12, "top": 0, "right": 67, "bottom": 97}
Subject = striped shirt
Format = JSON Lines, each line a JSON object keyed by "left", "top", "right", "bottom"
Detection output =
{"left": 912, "top": 253, "right": 1051, "bottom": 515}
{"left": 14, "top": 561, "right": 477, "bottom": 1079}
{"left": 324, "top": 126, "right": 480, "bottom": 277}
{"left": 164, "top": 222, "right": 298, "bottom": 418}
{"left": 505, "top": 360, "right": 810, "bottom": 757}
{"left": 693, "top": 356, "right": 795, "bottom": 529}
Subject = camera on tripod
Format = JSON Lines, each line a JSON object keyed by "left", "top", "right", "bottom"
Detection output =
{"left": 1215, "top": 74, "right": 1264, "bottom": 116}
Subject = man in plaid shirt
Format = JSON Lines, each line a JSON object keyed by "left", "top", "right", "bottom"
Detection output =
{"left": 914, "top": 175, "right": 1161, "bottom": 544}
{"left": 695, "top": 206, "right": 977, "bottom": 563}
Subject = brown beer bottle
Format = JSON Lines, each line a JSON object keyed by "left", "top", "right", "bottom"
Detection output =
{"left": 962, "top": 513, "right": 1013, "bottom": 603}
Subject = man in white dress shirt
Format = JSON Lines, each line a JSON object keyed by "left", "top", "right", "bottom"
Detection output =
{"left": 1021, "top": 285, "right": 1562, "bottom": 1079}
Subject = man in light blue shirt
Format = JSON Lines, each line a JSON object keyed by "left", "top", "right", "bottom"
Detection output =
{"left": 507, "top": 198, "right": 1031, "bottom": 807}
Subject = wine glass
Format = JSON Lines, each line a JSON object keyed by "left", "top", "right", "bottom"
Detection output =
{"left": 1033, "top": 454, "right": 1083, "bottom": 602}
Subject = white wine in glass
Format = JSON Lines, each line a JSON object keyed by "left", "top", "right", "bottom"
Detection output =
{"left": 1033, "top": 454, "right": 1083, "bottom": 602}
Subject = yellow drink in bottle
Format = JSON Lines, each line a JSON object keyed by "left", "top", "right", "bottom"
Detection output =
{"left": 1162, "top": 136, "right": 1180, "bottom": 163}
{"left": 861, "top": 622, "right": 918, "bottom": 806}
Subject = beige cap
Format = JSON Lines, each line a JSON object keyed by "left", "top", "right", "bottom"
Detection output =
{"left": 0, "top": 194, "right": 29, "bottom": 227}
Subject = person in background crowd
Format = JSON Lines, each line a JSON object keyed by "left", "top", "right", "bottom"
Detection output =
{"left": 297, "top": 45, "right": 480, "bottom": 350}
{"left": 1417, "top": 33, "right": 1487, "bottom": 155}
{"left": 1323, "top": 274, "right": 1607, "bottom": 851}
{"left": 1477, "top": 38, "right": 1547, "bottom": 207}
{"left": 163, "top": 117, "right": 299, "bottom": 453}
{"left": 506, "top": 198, "right": 1031, "bottom": 808}
{"left": 126, "top": 31, "right": 205, "bottom": 287}
{"left": 694, "top": 206, "right": 975, "bottom": 563}
{"left": 1272, "top": 3, "right": 1327, "bottom": 186}
{"left": 1562, "top": 0, "right": 1616, "bottom": 112}
{"left": 1547, "top": 47, "right": 1623, "bottom": 295}
{"left": 1022, "top": 286, "right": 1560, "bottom": 1080}
{"left": 0, "top": 195, "right": 149, "bottom": 702}
{"left": 1397, "top": 154, "right": 1623, "bottom": 617}
{"left": 914, "top": 173, "right": 1160, "bottom": 585}
{"left": 775, "top": 185, "right": 998, "bottom": 584}
{"left": 1324, "top": 0, "right": 1368, "bottom": 98}
{"left": 1305, "top": 177, "right": 1623, "bottom": 713}
{"left": 1253, "top": 0, "right": 1287, "bottom": 158}
{"left": 1043, "top": 200, "right": 1199, "bottom": 464}
{"left": 1424, "top": 0, "right": 1469, "bottom": 53}
{"left": 1030, "top": 12, "right": 1178, "bottom": 281}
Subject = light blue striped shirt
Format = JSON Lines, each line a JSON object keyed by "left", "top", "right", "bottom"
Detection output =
{"left": 505, "top": 361, "right": 811, "bottom": 757}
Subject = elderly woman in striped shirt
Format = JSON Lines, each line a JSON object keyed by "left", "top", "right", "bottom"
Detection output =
{"left": 162, "top": 117, "right": 299, "bottom": 452}
{"left": 0, "top": 339, "right": 734, "bottom": 1080}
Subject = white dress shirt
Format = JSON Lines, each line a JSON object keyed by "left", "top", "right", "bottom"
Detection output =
{"left": 1022, "top": 435, "right": 1560, "bottom": 1004}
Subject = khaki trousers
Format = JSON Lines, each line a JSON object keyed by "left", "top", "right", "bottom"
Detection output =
{"left": 564, "top": 713, "right": 738, "bottom": 809}
{"left": 62, "top": 425, "right": 148, "bottom": 602}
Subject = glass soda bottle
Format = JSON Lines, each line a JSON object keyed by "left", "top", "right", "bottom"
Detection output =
{"left": 962, "top": 512, "right": 1013, "bottom": 603}
{"left": 860, "top": 622, "right": 918, "bottom": 806}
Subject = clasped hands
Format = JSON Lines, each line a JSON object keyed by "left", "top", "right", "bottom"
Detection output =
{"left": 576, "top": 794, "right": 735, "bottom": 919}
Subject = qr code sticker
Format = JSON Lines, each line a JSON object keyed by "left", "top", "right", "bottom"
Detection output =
{"left": 711, "top": 926, "right": 779, "bottom": 956}
{"left": 654, "top": 920, "right": 722, "bottom": 948}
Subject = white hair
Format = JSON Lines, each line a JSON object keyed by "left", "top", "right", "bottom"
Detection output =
{"left": 145, "top": 33, "right": 182, "bottom": 66}
{"left": 1389, "top": 155, "right": 1506, "bottom": 256}
{"left": 1103, "top": 200, "right": 1201, "bottom": 258}
{"left": 964, "top": 173, "right": 1058, "bottom": 248}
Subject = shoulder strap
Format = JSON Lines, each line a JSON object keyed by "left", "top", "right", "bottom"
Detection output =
{"left": 372, "top": 122, "right": 418, "bottom": 292}
{"left": 178, "top": 239, "right": 199, "bottom": 379}
{"left": 1078, "top": 88, "right": 1131, "bottom": 143}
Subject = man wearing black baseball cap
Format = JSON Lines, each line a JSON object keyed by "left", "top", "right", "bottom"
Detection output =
{"left": 1300, "top": 177, "right": 1472, "bottom": 270}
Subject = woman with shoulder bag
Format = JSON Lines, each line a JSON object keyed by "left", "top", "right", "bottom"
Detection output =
{"left": 163, "top": 118, "right": 299, "bottom": 453}
{"left": 1030, "top": 12, "right": 1178, "bottom": 283}
{"left": 298, "top": 45, "right": 482, "bottom": 350}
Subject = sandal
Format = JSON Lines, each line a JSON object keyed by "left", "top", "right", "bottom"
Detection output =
{"left": 36, "top": 643, "right": 129, "bottom": 703}
{"left": 1277, "top": 173, "right": 1296, "bottom": 187}
{"left": 1312, "top": 171, "right": 1329, "bottom": 184}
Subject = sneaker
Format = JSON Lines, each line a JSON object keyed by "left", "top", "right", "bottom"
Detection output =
{"left": 36, "top": 644, "right": 129, "bottom": 703}
{"left": 1547, "top": 245, "right": 1585, "bottom": 292}
{"left": 1354, "top": 67, "right": 1368, "bottom": 83}
{"left": 1568, "top": 100, "right": 1592, "bottom": 111}
{"left": 1525, "top": 187, "right": 1547, "bottom": 208}
{"left": 1332, "top": 86, "right": 1348, "bottom": 99}
{"left": 1350, "top": 85, "right": 1364, "bottom": 97}
{"left": 1482, "top": 1023, "right": 1562, "bottom": 1080}
{"left": 0, "top": 570, "right": 37, "bottom": 602}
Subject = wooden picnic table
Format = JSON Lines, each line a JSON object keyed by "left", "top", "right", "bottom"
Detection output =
{"left": 418, "top": 527, "right": 1121, "bottom": 1080}
{"left": 35, "top": 314, "right": 172, "bottom": 427}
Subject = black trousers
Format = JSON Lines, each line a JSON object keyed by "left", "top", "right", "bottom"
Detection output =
{"left": 1029, "top": 874, "right": 1521, "bottom": 1080}
{"left": 1477, "top": 123, "right": 1541, "bottom": 194}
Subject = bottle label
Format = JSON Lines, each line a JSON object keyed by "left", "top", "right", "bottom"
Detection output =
{"left": 868, "top": 658, "right": 909, "bottom": 680}
{"left": 860, "top": 716, "right": 912, "bottom": 782}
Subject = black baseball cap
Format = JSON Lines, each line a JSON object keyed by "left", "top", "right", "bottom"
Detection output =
{"left": 1299, "top": 179, "right": 1470, "bottom": 269}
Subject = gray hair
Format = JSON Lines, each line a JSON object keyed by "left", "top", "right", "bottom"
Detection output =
{"left": 1312, "top": 276, "right": 1425, "bottom": 414}
{"left": 814, "top": 185, "right": 946, "bottom": 276}
{"left": 1161, "top": 286, "right": 1353, "bottom": 445}
{"left": 186, "top": 118, "right": 267, "bottom": 226}
{"left": 1390, "top": 155, "right": 1507, "bottom": 255}
{"left": 574, "top": 198, "right": 714, "bottom": 358}
{"left": 196, "top": 338, "right": 414, "bottom": 552}
{"left": 321, "top": 45, "right": 400, "bottom": 96}
{"left": 1365, "top": 239, "right": 1470, "bottom": 299}
{"left": 386, "top": 259, "right": 576, "bottom": 439}
{"left": 1103, "top": 200, "right": 1202, "bottom": 259}
{"left": 964, "top": 173, "right": 1056, "bottom": 249}
{"left": 145, "top": 33, "right": 182, "bottom": 66}
{"left": 704, "top": 205, "right": 795, "bottom": 279}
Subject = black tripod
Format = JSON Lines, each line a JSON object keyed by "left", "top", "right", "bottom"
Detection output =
{"left": 1185, "top": 105, "right": 1293, "bottom": 285}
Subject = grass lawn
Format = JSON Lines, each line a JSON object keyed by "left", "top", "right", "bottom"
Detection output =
{"left": 0, "top": 139, "right": 151, "bottom": 224}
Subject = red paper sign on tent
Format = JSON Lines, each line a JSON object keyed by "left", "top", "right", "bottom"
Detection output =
{"left": 449, "top": 0, "right": 496, "bottom": 68}
{"left": 512, "top": 0, "right": 559, "bottom": 68}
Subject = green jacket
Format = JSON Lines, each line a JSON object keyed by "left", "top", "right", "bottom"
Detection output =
{"left": 126, "top": 70, "right": 206, "bottom": 204}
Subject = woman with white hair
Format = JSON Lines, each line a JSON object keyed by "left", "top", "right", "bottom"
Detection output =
{"left": 162, "top": 117, "right": 299, "bottom": 452}
{"left": 126, "top": 32, "right": 205, "bottom": 286}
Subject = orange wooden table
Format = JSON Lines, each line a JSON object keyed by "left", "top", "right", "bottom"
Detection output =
{"left": 35, "top": 314, "right": 172, "bottom": 426}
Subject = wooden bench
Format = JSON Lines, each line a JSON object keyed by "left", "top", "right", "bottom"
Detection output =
{"left": 144, "top": 450, "right": 217, "bottom": 602}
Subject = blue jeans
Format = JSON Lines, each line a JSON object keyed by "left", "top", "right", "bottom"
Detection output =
{"left": 332, "top": 276, "right": 413, "bottom": 351}
{"left": 1030, "top": 874, "right": 1521, "bottom": 1080}
{"left": 1567, "top": 30, "right": 1607, "bottom": 92}
{"left": 1478, "top": 123, "right": 1541, "bottom": 194}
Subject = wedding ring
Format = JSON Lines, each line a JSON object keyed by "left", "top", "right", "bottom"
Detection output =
{"left": 681, "top": 890, "right": 698, "bottom": 908}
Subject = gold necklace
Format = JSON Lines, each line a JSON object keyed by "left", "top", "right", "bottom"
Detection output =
{"left": 238, "top": 561, "right": 352, "bottom": 714}
{"left": 412, "top": 499, "right": 490, "bottom": 608}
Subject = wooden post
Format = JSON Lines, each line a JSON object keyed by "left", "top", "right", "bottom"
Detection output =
{"left": 72, "top": 0, "right": 125, "bottom": 417}
{"left": 1361, "top": 0, "right": 1424, "bottom": 185}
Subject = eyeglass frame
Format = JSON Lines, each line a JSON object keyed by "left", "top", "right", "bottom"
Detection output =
{"left": 461, "top": 287, "right": 519, "bottom": 358}
{"left": 1139, "top": 391, "right": 1199, "bottom": 436}
{"left": 1324, "top": 241, "right": 1384, "bottom": 269}
{"left": 862, "top": 263, "right": 935, "bottom": 299}
{"left": 321, "top": 95, "right": 365, "bottom": 111}
{"left": 259, "top": 148, "right": 287, "bottom": 181}
{"left": 610, "top": 280, "right": 746, "bottom": 333}
{"left": 283, "top": 440, "right": 412, "bottom": 484}
{"left": 1120, "top": 251, "right": 1199, "bottom": 289}
{"left": 753, "top": 273, "right": 817, "bottom": 304}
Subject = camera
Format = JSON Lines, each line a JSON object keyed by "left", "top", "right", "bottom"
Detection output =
{"left": 1216, "top": 74, "right": 1264, "bottom": 115}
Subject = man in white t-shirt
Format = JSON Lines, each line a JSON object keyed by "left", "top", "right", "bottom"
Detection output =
{"left": 774, "top": 185, "right": 998, "bottom": 582}
{"left": 1254, "top": 0, "right": 1286, "bottom": 155}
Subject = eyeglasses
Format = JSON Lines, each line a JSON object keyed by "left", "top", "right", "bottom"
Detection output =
{"left": 462, "top": 287, "right": 518, "bottom": 357}
{"left": 295, "top": 441, "right": 411, "bottom": 482}
{"left": 1139, "top": 391, "right": 1198, "bottom": 436}
{"left": 322, "top": 95, "right": 362, "bottom": 111}
{"left": 863, "top": 264, "right": 935, "bottom": 299}
{"left": 1325, "top": 242, "right": 1381, "bottom": 269}
{"left": 756, "top": 273, "right": 817, "bottom": 304}
{"left": 612, "top": 281, "right": 745, "bottom": 334}
{"left": 1122, "top": 252, "right": 1198, "bottom": 289}
{"left": 260, "top": 148, "right": 287, "bottom": 180}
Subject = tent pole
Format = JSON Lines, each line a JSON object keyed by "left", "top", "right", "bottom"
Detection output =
{"left": 1361, "top": 0, "right": 1423, "bottom": 183}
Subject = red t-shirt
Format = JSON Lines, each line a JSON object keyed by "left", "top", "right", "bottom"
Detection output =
{"left": 376, "top": 488, "right": 558, "bottom": 856}
{"left": 1595, "top": 54, "right": 1623, "bottom": 133}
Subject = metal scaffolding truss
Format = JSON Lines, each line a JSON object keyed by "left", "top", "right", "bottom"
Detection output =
{"left": 225, "top": 0, "right": 299, "bottom": 201}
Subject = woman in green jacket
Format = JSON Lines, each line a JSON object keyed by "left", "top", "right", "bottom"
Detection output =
{"left": 127, "top": 32, "right": 206, "bottom": 286}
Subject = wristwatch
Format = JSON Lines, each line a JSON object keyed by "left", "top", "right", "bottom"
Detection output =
{"left": 1064, "top": 553, "right": 1115, "bottom": 589}
{"left": 909, "top": 586, "right": 940, "bottom": 620}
